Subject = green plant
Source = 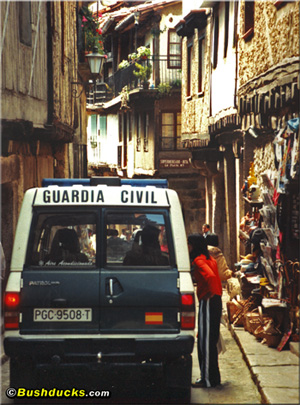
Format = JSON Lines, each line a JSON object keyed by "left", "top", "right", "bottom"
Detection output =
{"left": 118, "top": 60, "right": 130, "bottom": 70}
{"left": 128, "top": 52, "right": 138, "bottom": 61}
{"left": 157, "top": 83, "right": 172, "bottom": 96}
{"left": 136, "top": 46, "right": 151, "bottom": 59}
{"left": 80, "top": 6, "right": 105, "bottom": 54}
{"left": 133, "top": 62, "right": 152, "bottom": 82}
{"left": 170, "top": 79, "right": 181, "bottom": 88}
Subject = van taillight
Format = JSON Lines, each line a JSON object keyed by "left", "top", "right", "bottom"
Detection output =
{"left": 181, "top": 293, "right": 195, "bottom": 330}
{"left": 4, "top": 292, "right": 20, "bottom": 330}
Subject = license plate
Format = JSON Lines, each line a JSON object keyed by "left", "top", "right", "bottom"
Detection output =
{"left": 33, "top": 308, "right": 92, "bottom": 322}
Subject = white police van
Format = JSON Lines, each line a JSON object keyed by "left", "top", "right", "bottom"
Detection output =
{"left": 4, "top": 178, "right": 195, "bottom": 402}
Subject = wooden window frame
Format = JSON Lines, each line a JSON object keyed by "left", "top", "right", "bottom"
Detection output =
{"left": 273, "top": 1, "right": 287, "bottom": 9}
{"left": 167, "top": 29, "right": 182, "bottom": 69}
{"left": 128, "top": 111, "right": 132, "bottom": 142}
{"left": 144, "top": 113, "right": 149, "bottom": 152}
{"left": 187, "top": 41, "right": 193, "bottom": 98}
{"left": 242, "top": 1, "right": 254, "bottom": 41}
{"left": 198, "top": 35, "right": 205, "bottom": 95}
{"left": 136, "top": 113, "right": 141, "bottom": 152}
{"left": 161, "top": 111, "right": 182, "bottom": 151}
{"left": 213, "top": 12, "right": 219, "bottom": 69}
{"left": 224, "top": 1, "right": 229, "bottom": 58}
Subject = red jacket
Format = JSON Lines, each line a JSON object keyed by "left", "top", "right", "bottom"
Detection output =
{"left": 192, "top": 254, "right": 222, "bottom": 301}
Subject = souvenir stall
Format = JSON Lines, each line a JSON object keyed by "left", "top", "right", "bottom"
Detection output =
{"left": 227, "top": 118, "right": 299, "bottom": 350}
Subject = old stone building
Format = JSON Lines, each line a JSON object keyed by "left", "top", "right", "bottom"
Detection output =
{"left": 177, "top": 0, "right": 299, "bottom": 268}
{"left": 176, "top": 1, "right": 240, "bottom": 266}
{"left": 1, "top": 2, "right": 89, "bottom": 274}
{"left": 238, "top": 0, "right": 299, "bottom": 261}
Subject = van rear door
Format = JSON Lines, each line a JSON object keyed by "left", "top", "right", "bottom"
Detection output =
{"left": 100, "top": 209, "right": 180, "bottom": 334}
{"left": 20, "top": 209, "right": 100, "bottom": 334}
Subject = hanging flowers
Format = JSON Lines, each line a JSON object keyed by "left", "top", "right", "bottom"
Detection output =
{"left": 136, "top": 46, "right": 150, "bottom": 59}
{"left": 80, "top": 6, "right": 105, "bottom": 54}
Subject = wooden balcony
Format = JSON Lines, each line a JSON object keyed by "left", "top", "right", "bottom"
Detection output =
{"left": 87, "top": 55, "right": 182, "bottom": 105}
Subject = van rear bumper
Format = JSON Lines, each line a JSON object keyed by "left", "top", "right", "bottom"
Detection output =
{"left": 4, "top": 335, "right": 194, "bottom": 361}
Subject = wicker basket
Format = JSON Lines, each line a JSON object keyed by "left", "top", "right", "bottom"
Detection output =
{"left": 244, "top": 309, "right": 261, "bottom": 334}
{"left": 227, "top": 300, "right": 247, "bottom": 326}
{"left": 254, "top": 324, "right": 265, "bottom": 340}
{"left": 227, "top": 300, "right": 244, "bottom": 325}
{"left": 264, "top": 332, "right": 282, "bottom": 348}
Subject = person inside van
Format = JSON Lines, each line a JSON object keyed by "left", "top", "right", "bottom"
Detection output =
{"left": 48, "top": 228, "right": 89, "bottom": 265}
{"left": 123, "top": 224, "right": 169, "bottom": 266}
{"left": 107, "top": 229, "right": 129, "bottom": 261}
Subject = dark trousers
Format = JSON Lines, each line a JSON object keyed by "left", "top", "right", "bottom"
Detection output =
{"left": 197, "top": 294, "right": 222, "bottom": 387}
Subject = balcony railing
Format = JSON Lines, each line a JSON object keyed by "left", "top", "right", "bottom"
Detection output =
{"left": 86, "top": 81, "right": 113, "bottom": 105}
{"left": 87, "top": 55, "right": 182, "bottom": 104}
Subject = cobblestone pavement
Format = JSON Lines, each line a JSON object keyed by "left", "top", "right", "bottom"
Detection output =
{"left": 191, "top": 322, "right": 262, "bottom": 404}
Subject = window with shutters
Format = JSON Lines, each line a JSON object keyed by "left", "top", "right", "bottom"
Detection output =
{"left": 168, "top": 29, "right": 182, "bottom": 69}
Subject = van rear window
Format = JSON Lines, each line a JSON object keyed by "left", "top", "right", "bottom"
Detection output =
{"left": 105, "top": 211, "right": 171, "bottom": 266}
{"left": 27, "top": 210, "right": 173, "bottom": 268}
{"left": 28, "top": 213, "right": 96, "bottom": 267}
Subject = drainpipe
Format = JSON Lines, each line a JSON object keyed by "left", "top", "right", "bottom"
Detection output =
{"left": 47, "top": 1, "right": 54, "bottom": 125}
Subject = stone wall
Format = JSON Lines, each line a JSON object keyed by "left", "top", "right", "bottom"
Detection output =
{"left": 253, "top": 142, "right": 277, "bottom": 189}
{"left": 239, "top": 0, "right": 299, "bottom": 87}
{"left": 181, "top": 23, "right": 211, "bottom": 140}
{"left": 168, "top": 175, "right": 206, "bottom": 236}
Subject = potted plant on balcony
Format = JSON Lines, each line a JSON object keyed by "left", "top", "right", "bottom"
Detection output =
{"left": 136, "top": 46, "right": 151, "bottom": 60}
{"left": 118, "top": 60, "right": 130, "bottom": 70}
{"left": 128, "top": 52, "right": 138, "bottom": 61}
{"left": 80, "top": 6, "right": 105, "bottom": 54}
{"left": 133, "top": 62, "right": 152, "bottom": 89}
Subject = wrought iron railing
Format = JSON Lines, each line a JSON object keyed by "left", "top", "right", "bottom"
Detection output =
{"left": 87, "top": 55, "right": 182, "bottom": 104}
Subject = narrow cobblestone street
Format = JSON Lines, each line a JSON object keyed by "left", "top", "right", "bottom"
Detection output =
{"left": 190, "top": 289, "right": 262, "bottom": 404}
{"left": 191, "top": 321, "right": 261, "bottom": 404}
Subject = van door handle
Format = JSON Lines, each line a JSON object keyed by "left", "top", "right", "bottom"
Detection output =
{"left": 109, "top": 279, "right": 114, "bottom": 296}
{"left": 105, "top": 278, "right": 123, "bottom": 297}
{"left": 52, "top": 298, "right": 67, "bottom": 307}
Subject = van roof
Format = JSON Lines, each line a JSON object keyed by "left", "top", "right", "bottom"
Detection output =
{"left": 33, "top": 178, "right": 171, "bottom": 207}
{"left": 42, "top": 178, "right": 169, "bottom": 188}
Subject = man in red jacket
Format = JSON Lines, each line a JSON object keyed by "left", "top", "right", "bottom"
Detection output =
{"left": 188, "top": 234, "right": 222, "bottom": 388}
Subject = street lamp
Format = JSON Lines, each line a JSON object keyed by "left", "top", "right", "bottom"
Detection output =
{"left": 71, "top": 46, "right": 106, "bottom": 98}
{"left": 86, "top": 46, "right": 105, "bottom": 77}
